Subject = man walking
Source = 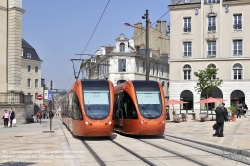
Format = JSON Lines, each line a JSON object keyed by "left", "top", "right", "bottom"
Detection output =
{"left": 215, "top": 103, "right": 228, "bottom": 137}
{"left": 9, "top": 108, "right": 15, "bottom": 127}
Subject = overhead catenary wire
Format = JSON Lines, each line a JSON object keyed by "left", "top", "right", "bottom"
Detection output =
{"left": 63, "top": 0, "right": 111, "bottom": 90}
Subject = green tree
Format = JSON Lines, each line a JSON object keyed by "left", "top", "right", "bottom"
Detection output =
{"left": 194, "top": 65, "right": 223, "bottom": 118}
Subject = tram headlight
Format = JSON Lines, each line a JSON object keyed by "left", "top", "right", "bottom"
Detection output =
{"left": 140, "top": 120, "right": 144, "bottom": 124}
{"left": 162, "top": 120, "right": 165, "bottom": 123}
{"left": 85, "top": 121, "right": 89, "bottom": 125}
{"left": 108, "top": 121, "right": 112, "bottom": 125}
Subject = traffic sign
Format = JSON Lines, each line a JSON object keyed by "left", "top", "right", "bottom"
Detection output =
{"left": 48, "top": 91, "right": 52, "bottom": 101}
{"left": 37, "top": 94, "right": 43, "bottom": 100}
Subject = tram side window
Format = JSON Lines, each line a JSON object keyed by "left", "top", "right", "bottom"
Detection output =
{"left": 72, "top": 92, "right": 83, "bottom": 120}
{"left": 68, "top": 93, "right": 73, "bottom": 118}
{"left": 123, "top": 92, "right": 138, "bottom": 119}
{"left": 114, "top": 95, "right": 118, "bottom": 119}
{"left": 118, "top": 96, "right": 124, "bottom": 119}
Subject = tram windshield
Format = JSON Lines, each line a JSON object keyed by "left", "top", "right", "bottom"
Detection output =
{"left": 83, "top": 90, "right": 110, "bottom": 120}
{"left": 136, "top": 91, "right": 162, "bottom": 119}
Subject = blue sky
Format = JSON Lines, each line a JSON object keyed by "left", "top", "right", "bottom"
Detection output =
{"left": 22, "top": 0, "right": 171, "bottom": 90}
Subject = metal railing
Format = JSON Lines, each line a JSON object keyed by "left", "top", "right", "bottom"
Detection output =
{"left": 204, "top": 0, "right": 220, "bottom": 4}
{"left": 183, "top": 26, "right": 191, "bottom": 32}
{"left": 0, "top": 92, "right": 33, "bottom": 104}
{"left": 233, "top": 24, "right": 242, "bottom": 30}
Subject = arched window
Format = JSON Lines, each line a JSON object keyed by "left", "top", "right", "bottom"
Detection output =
{"left": 28, "top": 65, "right": 31, "bottom": 72}
{"left": 119, "top": 43, "right": 125, "bottom": 52}
{"left": 183, "top": 64, "right": 191, "bottom": 80}
{"left": 233, "top": 63, "right": 242, "bottom": 80}
{"left": 208, "top": 63, "right": 216, "bottom": 79}
{"left": 35, "top": 66, "right": 38, "bottom": 73}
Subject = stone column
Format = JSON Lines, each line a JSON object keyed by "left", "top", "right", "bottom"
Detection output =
{"left": 7, "top": 0, "right": 24, "bottom": 92}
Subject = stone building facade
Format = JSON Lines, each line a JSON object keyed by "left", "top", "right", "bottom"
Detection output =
{"left": 168, "top": 0, "right": 250, "bottom": 119}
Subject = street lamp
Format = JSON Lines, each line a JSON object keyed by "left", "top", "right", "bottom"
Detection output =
{"left": 125, "top": 10, "right": 150, "bottom": 81}
{"left": 142, "top": 10, "right": 150, "bottom": 81}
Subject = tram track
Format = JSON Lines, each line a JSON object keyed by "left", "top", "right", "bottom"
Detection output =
{"left": 137, "top": 139, "right": 206, "bottom": 166}
{"left": 163, "top": 134, "right": 250, "bottom": 165}
{"left": 57, "top": 117, "right": 151, "bottom": 165}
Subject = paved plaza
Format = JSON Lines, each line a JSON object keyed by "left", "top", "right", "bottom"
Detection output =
{"left": 0, "top": 114, "right": 249, "bottom": 166}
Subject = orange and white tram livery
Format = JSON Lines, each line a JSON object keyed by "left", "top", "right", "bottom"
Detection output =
{"left": 61, "top": 80, "right": 115, "bottom": 137}
{"left": 114, "top": 80, "right": 166, "bottom": 135}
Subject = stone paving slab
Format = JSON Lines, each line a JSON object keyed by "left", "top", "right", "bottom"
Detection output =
{"left": 165, "top": 116, "right": 250, "bottom": 153}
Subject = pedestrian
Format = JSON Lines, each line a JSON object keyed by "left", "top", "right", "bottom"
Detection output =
{"left": 213, "top": 104, "right": 221, "bottom": 136}
{"left": 215, "top": 103, "right": 228, "bottom": 137}
{"left": 236, "top": 101, "right": 242, "bottom": 118}
{"left": 9, "top": 108, "right": 15, "bottom": 127}
{"left": 242, "top": 103, "right": 248, "bottom": 118}
{"left": 3, "top": 110, "right": 10, "bottom": 128}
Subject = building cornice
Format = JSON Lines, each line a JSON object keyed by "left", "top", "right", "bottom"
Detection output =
{"left": 9, "top": 7, "right": 25, "bottom": 14}
{"left": 222, "top": 0, "right": 250, "bottom": 6}
{"left": 0, "top": 6, "right": 7, "bottom": 11}
{"left": 169, "top": 57, "right": 250, "bottom": 62}
{"left": 168, "top": 3, "right": 201, "bottom": 10}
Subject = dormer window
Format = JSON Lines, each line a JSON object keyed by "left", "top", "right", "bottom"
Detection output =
{"left": 119, "top": 43, "right": 125, "bottom": 52}
{"left": 27, "top": 53, "right": 32, "bottom": 58}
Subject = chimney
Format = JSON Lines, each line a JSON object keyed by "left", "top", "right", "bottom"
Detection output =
{"left": 162, "top": 20, "right": 167, "bottom": 36}
{"left": 156, "top": 21, "right": 161, "bottom": 31}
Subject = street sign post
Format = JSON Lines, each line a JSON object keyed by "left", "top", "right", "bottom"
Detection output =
{"left": 37, "top": 94, "right": 43, "bottom": 100}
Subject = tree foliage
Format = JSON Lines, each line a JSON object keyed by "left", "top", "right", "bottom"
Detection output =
{"left": 194, "top": 65, "right": 223, "bottom": 96}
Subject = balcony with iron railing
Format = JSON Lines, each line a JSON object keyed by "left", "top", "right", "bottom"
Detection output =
{"left": 0, "top": 92, "right": 33, "bottom": 104}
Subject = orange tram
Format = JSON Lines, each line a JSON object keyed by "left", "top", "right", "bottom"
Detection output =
{"left": 114, "top": 80, "right": 166, "bottom": 135}
{"left": 61, "top": 80, "right": 115, "bottom": 137}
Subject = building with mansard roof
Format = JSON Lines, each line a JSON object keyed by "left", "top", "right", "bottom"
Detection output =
{"left": 88, "top": 34, "right": 169, "bottom": 98}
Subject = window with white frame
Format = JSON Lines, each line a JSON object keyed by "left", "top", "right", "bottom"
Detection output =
{"left": 233, "top": 63, "right": 242, "bottom": 80}
{"left": 183, "top": 17, "right": 191, "bottom": 32}
{"left": 119, "top": 43, "right": 125, "bottom": 52}
{"left": 183, "top": 42, "right": 192, "bottom": 57}
{"left": 156, "top": 66, "right": 159, "bottom": 76}
{"left": 27, "top": 78, "right": 31, "bottom": 87}
{"left": 208, "top": 64, "right": 216, "bottom": 79}
{"left": 35, "top": 66, "right": 38, "bottom": 73}
{"left": 35, "top": 79, "right": 38, "bottom": 88}
{"left": 208, "top": 16, "right": 216, "bottom": 32}
{"left": 183, "top": 64, "right": 191, "bottom": 80}
{"left": 233, "top": 14, "right": 242, "bottom": 30}
{"left": 142, "top": 62, "right": 145, "bottom": 74}
{"left": 118, "top": 59, "right": 126, "bottom": 72}
{"left": 207, "top": 41, "right": 216, "bottom": 56}
{"left": 136, "top": 61, "right": 139, "bottom": 73}
{"left": 233, "top": 40, "right": 242, "bottom": 55}
{"left": 28, "top": 65, "right": 31, "bottom": 72}
{"left": 153, "top": 65, "right": 155, "bottom": 75}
